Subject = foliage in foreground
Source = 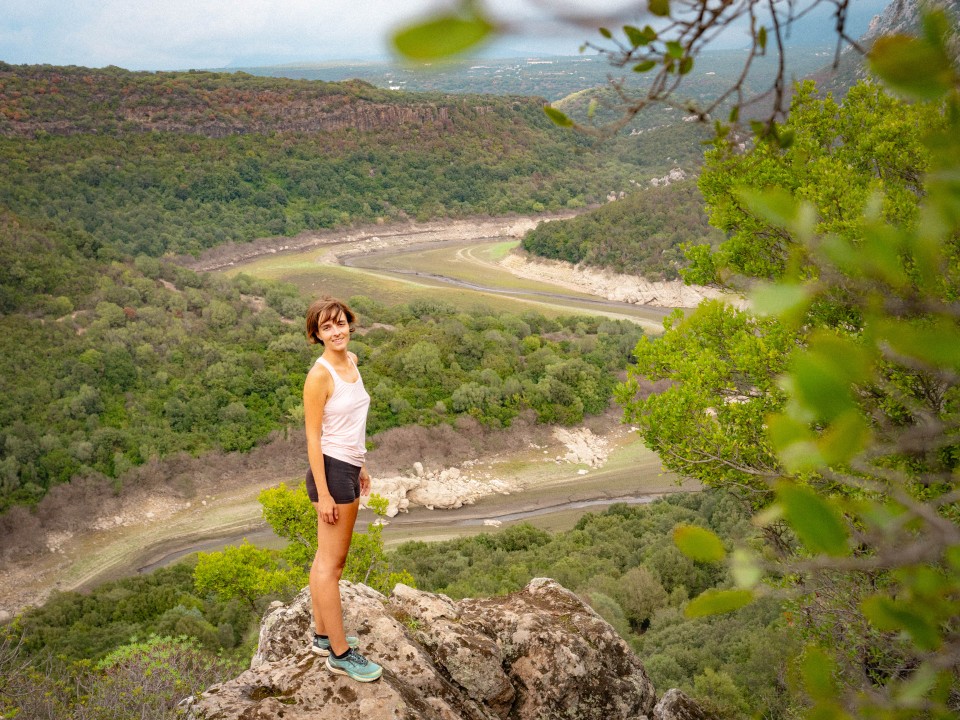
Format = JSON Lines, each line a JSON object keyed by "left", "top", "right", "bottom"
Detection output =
{"left": 620, "top": 24, "right": 960, "bottom": 718}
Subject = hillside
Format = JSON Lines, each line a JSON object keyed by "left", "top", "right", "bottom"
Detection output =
{"left": 0, "top": 64, "right": 651, "bottom": 260}
{"left": 521, "top": 179, "right": 723, "bottom": 280}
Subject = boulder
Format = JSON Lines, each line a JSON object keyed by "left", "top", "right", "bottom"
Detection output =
{"left": 653, "top": 689, "right": 718, "bottom": 720}
{"left": 185, "top": 578, "right": 662, "bottom": 720}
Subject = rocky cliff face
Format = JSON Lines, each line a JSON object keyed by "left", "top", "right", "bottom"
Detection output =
{"left": 185, "top": 578, "right": 714, "bottom": 720}
{"left": 814, "top": 0, "right": 960, "bottom": 93}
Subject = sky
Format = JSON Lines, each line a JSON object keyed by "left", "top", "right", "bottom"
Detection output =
{"left": 0, "top": 0, "right": 890, "bottom": 71}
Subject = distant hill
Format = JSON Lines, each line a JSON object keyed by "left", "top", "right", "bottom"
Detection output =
{"left": 810, "top": 0, "right": 960, "bottom": 97}
{"left": 0, "top": 63, "right": 658, "bottom": 260}
{"left": 228, "top": 49, "right": 838, "bottom": 132}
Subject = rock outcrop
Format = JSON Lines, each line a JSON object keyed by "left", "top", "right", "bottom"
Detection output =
{"left": 186, "top": 578, "right": 715, "bottom": 720}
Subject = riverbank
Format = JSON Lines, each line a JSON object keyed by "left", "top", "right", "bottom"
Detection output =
{"left": 182, "top": 210, "right": 734, "bottom": 312}
{"left": 0, "top": 415, "right": 696, "bottom": 620}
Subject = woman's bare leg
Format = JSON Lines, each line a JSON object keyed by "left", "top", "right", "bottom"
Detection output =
{"left": 309, "top": 499, "right": 359, "bottom": 656}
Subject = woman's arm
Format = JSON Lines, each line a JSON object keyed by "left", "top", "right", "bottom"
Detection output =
{"left": 304, "top": 365, "right": 337, "bottom": 524}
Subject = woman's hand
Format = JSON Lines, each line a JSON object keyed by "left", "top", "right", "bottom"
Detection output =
{"left": 316, "top": 494, "right": 339, "bottom": 524}
{"left": 359, "top": 466, "right": 371, "bottom": 497}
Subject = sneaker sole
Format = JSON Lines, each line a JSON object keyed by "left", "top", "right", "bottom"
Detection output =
{"left": 325, "top": 658, "right": 383, "bottom": 682}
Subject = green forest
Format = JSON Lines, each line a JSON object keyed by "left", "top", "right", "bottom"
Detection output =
{"left": 0, "top": 63, "right": 661, "bottom": 515}
{"left": 0, "top": 247, "right": 641, "bottom": 511}
{"left": 0, "top": 63, "right": 661, "bottom": 258}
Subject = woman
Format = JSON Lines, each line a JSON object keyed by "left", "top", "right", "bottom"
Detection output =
{"left": 303, "top": 297, "right": 382, "bottom": 682}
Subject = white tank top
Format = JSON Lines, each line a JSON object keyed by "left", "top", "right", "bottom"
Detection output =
{"left": 315, "top": 355, "right": 370, "bottom": 467}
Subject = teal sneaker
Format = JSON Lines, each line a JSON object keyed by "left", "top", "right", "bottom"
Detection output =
{"left": 310, "top": 634, "right": 359, "bottom": 656}
{"left": 325, "top": 648, "right": 383, "bottom": 682}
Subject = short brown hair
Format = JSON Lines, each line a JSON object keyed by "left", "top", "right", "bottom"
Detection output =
{"left": 305, "top": 297, "right": 356, "bottom": 345}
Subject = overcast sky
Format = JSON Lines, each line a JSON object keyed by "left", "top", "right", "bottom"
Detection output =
{"left": 0, "top": 0, "right": 888, "bottom": 71}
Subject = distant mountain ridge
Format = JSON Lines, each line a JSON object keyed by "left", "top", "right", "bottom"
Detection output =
{"left": 812, "top": 0, "right": 960, "bottom": 94}
{"left": 0, "top": 63, "right": 520, "bottom": 139}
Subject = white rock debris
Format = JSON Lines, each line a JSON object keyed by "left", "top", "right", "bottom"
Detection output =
{"left": 364, "top": 426, "right": 612, "bottom": 517}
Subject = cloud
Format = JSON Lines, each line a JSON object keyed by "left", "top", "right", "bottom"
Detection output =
{"left": 0, "top": 0, "right": 891, "bottom": 71}
{"left": 0, "top": 0, "right": 445, "bottom": 69}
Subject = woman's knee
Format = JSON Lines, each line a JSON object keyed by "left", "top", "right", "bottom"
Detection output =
{"left": 312, "top": 556, "right": 346, "bottom": 578}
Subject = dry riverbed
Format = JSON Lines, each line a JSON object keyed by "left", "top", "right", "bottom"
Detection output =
{"left": 0, "top": 421, "right": 694, "bottom": 620}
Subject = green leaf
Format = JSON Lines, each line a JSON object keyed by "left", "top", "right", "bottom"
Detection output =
{"left": 673, "top": 524, "right": 726, "bottom": 562}
{"left": 869, "top": 34, "right": 954, "bottom": 100}
{"left": 896, "top": 664, "right": 941, "bottom": 704}
{"left": 921, "top": 9, "right": 952, "bottom": 48}
{"left": 819, "top": 234, "right": 861, "bottom": 275}
{"left": 599, "top": 27, "right": 613, "bottom": 39}
{"left": 728, "top": 106, "right": 739, "bottom": 123}
{"left": 665, "top": 41, "right": 684, "bottom": 59}
{"left": 757, "top": 26, "right": 768, "bottom": 51}
{"left": 633, "top": 60, "right": 657, "bottom": 73}
{"left": 393, "top": 13, "right": 495, "bottom": 60}
{"left": 730, "top": 549, "right": 763, "bottom": 589}
{"left": 874, "top": 317, "right": 960, "bottom": 371}
{"left": 776, "top": 128, "right": 795, "bottom": 149}
{"left": 861, "top": 596, "right": 941, "bottom": 650}
{"left": 736, "top": 187, "right": 800, "bottom": 229}
{"left": 859, "top": 224, "right": 911, "bottom": 289}
{"left": 767, "top": 414, "right": 823, "bottom": 473}
{"left": 786, "top": 333, "right": 873, "bottom": 424}
{"left": 946, "top": 545, "right": 960, "bottom": 570}
{"left": 685, "top": 588, "right": 754, "bottom": 618}
{"left": 801, "top": 645, "right": 839, "bottom": 700}
{"left": 818, "top": 410, "right": 871, "bottom": 466}
{"left": 679, "top": 56, "right": 694, "bottom": 75}
{"left": 648, "top": 0, "right": 670, "bottom": 18}
{"left": 749, "top": 282, "right": 810, "bottom": 318}
{"left": 776, "top": 482, "right": 850, "bottom": 556}
{"left": 624, "top": 25, "right": 649, "bottom": 48}
{"left": 543, "top": 106, "right": 574, "bottom": 127}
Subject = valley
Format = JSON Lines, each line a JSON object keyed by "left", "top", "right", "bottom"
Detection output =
{"left": 0, "top": 211, "right": 707, "bottom": 619}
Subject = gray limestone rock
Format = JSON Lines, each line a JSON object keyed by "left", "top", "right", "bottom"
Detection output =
{"left": 185, "top": 578, "right": 698, "bottom": 720}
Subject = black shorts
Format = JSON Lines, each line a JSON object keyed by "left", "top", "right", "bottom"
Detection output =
{"left": 305, "top": 454, "right": 361, "bottom": 504}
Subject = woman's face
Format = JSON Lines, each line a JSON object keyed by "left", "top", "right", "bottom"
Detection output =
{"left": 318, "top": 311, "right": 350, "bottom": 349}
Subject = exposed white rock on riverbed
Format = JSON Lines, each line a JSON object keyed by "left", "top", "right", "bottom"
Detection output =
{"left": 364, "top": 427, "right": 611, "bottom": 518}
{"left": 499, "top": 252, "right": 733, "bottom": 309}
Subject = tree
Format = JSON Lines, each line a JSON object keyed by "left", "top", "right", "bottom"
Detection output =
{"left": 624, "top": 19, "right": 960, "bottom": 720}
{"left": 394, "top": 2, "right": 960, "bottom": 716}
{"left": 251, "top": 483, "right": 414, "bottom": 595}
{"left": 193, "top": 541, "right": 295, "bottom": 611}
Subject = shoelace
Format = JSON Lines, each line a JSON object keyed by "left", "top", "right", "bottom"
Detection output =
{"left": 342, "top": 649, "right": 367, "bottom": 666}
